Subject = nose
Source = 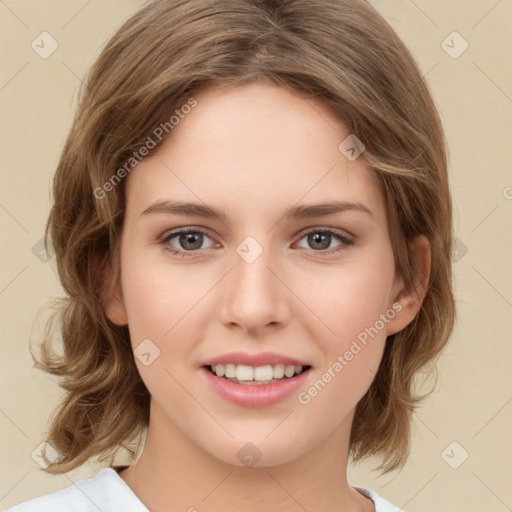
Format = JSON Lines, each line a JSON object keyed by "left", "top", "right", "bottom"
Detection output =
{"left": 219, "top": 240, "right": 290, "bottom": 334}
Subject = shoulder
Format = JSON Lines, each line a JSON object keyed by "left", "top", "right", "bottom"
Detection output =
{"left": 5, "top": 467, "right": 148, "bottom": 512}
{"left": 355, "top": 486, "right": 406, "bottom": 512}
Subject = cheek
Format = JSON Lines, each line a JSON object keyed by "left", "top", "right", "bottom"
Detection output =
{"left": 291, "top": 253, "right": 394, "bottom": 410}
{"left": 297, "top": 275, "right": 390, "bottom": 417}
{"left": 295, "top": 256, "right": 396, "bottom": 346}
{"left": 120, "top": 250, "right": 209, "bottom": 342}
{"left": 119, "top": 255, "right": 217, "bottom": 405}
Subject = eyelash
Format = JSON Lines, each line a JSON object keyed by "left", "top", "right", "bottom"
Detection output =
{"left": 158, "top": 227, "right": 355, "bottom": 258}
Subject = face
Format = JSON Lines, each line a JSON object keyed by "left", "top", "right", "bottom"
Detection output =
{"left": 106, "top": 81, "right": 423, "bottom": 468}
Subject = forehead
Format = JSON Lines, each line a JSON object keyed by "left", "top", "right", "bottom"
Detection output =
{"left": 125, "top": 81, "right": 385, "bottom": 221}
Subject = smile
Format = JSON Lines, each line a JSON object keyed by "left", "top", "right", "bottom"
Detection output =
{"left": 207, "top": 363, "right": 311, "bottom": 384}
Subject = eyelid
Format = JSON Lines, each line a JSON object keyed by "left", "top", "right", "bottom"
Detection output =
{"left": 159, "top": 226, "right": 218, "bottom": 248}
{"left": 293, "top": 227, "right": 355, "bottom": 254}
{"left": 298, "top": 226, "right": 354, "bottom": 242}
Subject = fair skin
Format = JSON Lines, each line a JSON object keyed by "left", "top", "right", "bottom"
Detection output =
{"left": 104, "top": 81, "right": 430, "bottom": 512}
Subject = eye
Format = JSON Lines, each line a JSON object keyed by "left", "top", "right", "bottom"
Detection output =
{"left": 159, "top": 226, "right": 355, "bottom": 258}
{"left": 295, "top": 228, "right": 355, "bottom": 254}
{"left": 159, "top": 228, "right": 217, "bottom": 257}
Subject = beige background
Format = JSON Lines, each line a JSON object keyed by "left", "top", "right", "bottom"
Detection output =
{"left": 1, "top": 1, "right": 511, "bottom": 510}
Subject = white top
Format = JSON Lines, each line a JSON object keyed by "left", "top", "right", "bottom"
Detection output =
{"left": 5, "top": 467, "right": 405, "bottom": 512}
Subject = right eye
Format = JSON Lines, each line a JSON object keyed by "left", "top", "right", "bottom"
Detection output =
{"left": 159, "top": 228, "right": 218, "bottom": 257}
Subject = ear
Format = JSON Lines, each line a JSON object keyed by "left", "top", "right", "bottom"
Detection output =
{"left": 98, "top": 255, "right": 129, "bottom": 326}
{"left": 385, "top": 235, "right": 431, "bottom": 337}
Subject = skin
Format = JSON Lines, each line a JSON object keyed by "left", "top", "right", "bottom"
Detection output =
{"left": 104, "top": 80, "right": 430, "bottom": 512}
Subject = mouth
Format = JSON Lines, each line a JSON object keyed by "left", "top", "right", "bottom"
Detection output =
{"left": 204, "top": 363, "right": 313, "bottom": 385}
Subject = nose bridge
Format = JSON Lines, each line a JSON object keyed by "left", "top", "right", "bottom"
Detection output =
{"left": 220, "top": 234, "right": 287, "bottom": 330}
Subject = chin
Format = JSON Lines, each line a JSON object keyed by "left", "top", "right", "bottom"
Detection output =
{"left": 207, "top": 436, "right": 306, "bottom": 469}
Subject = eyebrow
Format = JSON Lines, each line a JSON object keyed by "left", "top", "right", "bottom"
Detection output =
{"left": 140, "top": 200, "right": 373, "bottom": 220}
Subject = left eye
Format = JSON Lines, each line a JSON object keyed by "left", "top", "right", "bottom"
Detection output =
{"left": 295, "top": 229, "right": 354, "bottom": 252}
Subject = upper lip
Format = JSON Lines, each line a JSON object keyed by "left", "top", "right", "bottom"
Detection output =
{"left": 201, "top": 351, "right": 311, "bottom": 368}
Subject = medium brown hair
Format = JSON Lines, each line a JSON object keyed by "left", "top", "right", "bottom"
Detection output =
{"left": 33, "top": 0, "right": 455, "bottom": 476}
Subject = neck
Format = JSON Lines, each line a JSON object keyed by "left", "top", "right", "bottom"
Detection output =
{"left": 119, "top": 401, "right": 374, "bottom": 512}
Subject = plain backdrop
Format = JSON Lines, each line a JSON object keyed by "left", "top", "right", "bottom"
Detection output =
{"left": 1, "top": 1, "right": 511, "bottom": 511}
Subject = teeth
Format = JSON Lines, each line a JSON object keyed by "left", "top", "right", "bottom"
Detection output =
{"left": 210, "top": 363, "right": 306, "bottom": 381}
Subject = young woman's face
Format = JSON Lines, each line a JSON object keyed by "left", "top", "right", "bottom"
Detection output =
{"left": 108, "top": 81, "right": 416, "bottom": 467}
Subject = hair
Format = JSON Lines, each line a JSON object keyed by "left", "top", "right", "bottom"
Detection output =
{"left": 32, "top": 0, "right": 455, "bottom": 476}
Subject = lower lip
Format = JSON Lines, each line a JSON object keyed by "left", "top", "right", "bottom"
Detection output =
{"left": 201, "top": 366, "right": 311, "bottom": 408}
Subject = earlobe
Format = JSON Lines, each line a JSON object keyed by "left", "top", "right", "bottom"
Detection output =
{"left": 105, "top": 285, "right": 129, "bottom": 326}
{"left": 100, "top": 258, "right": 129, "bottom": 326}
{"left": 385, "top": 235, "right": 431, "bottom": 337}
{"left": 410, "top": 234, "right": 431, "bottom": 304}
